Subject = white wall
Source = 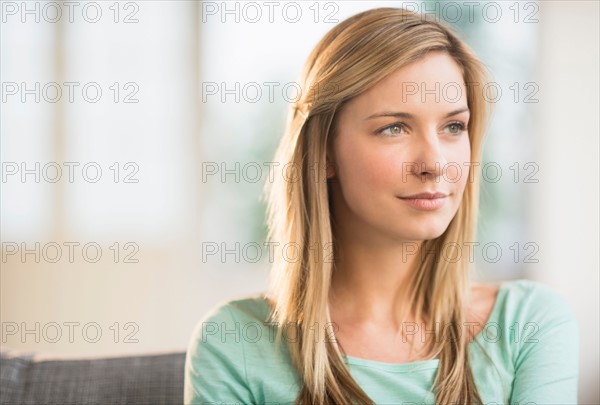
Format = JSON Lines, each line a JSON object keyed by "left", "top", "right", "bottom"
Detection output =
{"left": 0, "top": 1, "right": 271, "bottom": 357}
{"left": 529, "top": 2, "right": 599, "bottom": 403}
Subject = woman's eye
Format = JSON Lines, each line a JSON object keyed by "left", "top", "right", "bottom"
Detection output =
{"left": 376, "top": 122, "right": 466, "bottom": 136}
{"left": 377, "top": 123, "right": 405, "bottom": 136}
{"left": 446, "top": 122, "right": 467, "bottom": 135}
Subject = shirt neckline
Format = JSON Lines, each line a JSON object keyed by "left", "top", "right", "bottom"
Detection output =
{"left": 340, "top": 279, "right": 510, "bottom": 372}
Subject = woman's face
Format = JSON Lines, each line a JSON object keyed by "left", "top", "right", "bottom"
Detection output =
{"left": 328, "top": 51, "right": 471, "bottom": 243}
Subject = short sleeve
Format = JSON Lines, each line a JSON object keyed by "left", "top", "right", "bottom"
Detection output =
{"left": 509, "top": 282, "right": 580, "bottom": 405}
{"left": 184, "top": 303, "right": 256, "bottom": 405}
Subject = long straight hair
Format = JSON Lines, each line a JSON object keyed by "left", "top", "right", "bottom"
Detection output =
{"left": 263, "top": 8, "right": 493, "bottom": 404}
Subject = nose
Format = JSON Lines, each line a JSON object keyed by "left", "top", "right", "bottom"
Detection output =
{"left": 410, "top": 130, "right": 447, "bottom": 179}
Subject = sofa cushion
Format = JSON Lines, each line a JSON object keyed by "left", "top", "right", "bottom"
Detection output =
{"left": 0, "top": 348, "right": 185, "bottom": 404}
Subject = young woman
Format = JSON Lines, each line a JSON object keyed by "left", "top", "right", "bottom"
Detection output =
{"left": 184, "top": 7, "right": 579, "bottom": 405}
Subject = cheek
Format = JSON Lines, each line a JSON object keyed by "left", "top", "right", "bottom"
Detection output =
{"left": 444, "top": 137, "right": 471, "bottom": 187}
{"left": 335, "top": 136, "right": 400, "bottom": 190}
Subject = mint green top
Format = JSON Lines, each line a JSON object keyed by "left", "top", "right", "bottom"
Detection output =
{"left": 184, "top": 279, "right": 579, "bottom": 404}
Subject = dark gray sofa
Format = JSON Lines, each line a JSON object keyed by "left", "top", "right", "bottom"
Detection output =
{"left": 0, "top": 347, "right": 186, "bottom": 404}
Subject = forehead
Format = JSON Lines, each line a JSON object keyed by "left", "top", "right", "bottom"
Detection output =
{"left": 344, "top": 51, "right": 468, "bottom": 114}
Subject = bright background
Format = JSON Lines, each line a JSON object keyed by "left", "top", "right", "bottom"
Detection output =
{"left": 1, "top": 1, "right": 598, "bottom": 402}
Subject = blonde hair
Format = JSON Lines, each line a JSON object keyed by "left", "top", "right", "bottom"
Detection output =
{"left": 263, "top": 7, "right": 493, "bottom": 405}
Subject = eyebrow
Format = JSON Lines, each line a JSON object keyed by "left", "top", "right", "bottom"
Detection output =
{"left": 365, "top": 107, "right": 470, "bottom": 120}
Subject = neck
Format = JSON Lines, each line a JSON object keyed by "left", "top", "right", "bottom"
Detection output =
{"left": 328, "top": 227, "right": 426, "bottom": 330}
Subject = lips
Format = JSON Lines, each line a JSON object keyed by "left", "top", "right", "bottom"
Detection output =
{"left": 399, "top": 192, "right": 448, "bottom": 199}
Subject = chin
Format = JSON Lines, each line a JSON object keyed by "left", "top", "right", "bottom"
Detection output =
{"left": 406, "top": 231, "right": 446, "bottom": 243}
{"left": 394, "top": 220, "right": 451, "bottom": 242}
